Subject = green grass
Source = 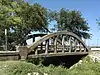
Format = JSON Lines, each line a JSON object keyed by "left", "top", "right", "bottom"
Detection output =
{"left": 0, "top": 56, "right": 100, "bottom": 75}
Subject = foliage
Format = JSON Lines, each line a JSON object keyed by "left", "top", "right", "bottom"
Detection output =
{"left": 10, "top": 2, "right": 49, "bottom": 46}
{"left": 0, "top": 0, "right": 22, "bottom": 46}
{"left": 49, "top": 8, "right": 91, "bottom": 39}
{"left": 26, "top": 57, "right": 44, "bottom": 65}
{"left": 0, "top": 56, "right": 100, "bottom": 75}
{"left": 0, "top": 61, "right": 43, "bottom": 75}
{"left": 0, "top": 0, "right": 49, "bottom": 50}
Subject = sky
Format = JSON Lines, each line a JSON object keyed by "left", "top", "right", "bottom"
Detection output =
{"left": 26, "top": 0, "right": 100, "bottom": 46}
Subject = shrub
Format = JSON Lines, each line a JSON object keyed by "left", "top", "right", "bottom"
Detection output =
{"left": 0, "top": 56, "right": 100, "bottom": 75}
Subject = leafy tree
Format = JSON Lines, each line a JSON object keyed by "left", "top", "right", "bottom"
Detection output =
{"left": 12, "top": 3, "right": 49, "bottom": 46}
{"left": 50, "top": 8, "right": 90, "bottom": 39}
{"left": 0, "top": 0, "right": 49, "bottom": 50}
{"left": 0, "top": 0, "right": 22, "bottom": 46}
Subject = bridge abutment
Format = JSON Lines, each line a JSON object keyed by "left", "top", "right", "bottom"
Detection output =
{"left": 18, "top": 46, "right": 29, "bottom": 60}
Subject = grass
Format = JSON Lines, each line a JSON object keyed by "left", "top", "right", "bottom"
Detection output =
{"left": 0, "top": 56, "right": 100, "bottom": 75}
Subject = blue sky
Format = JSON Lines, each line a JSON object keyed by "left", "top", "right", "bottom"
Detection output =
{"left": 26, "top": 0, "right": 100, "bottom": 46}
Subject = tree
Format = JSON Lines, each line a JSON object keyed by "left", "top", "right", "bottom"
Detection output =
{"left": 12, "top": 3, "right": 49, "bottom": 45}
{"left": 50, "top": 8, "right": 90, "bottom": 39}
{"left": 0, "top": 0, "right": 22, "bottom": 46}
{"left": 0, "top": 0, "right": 49, "bottom": 50}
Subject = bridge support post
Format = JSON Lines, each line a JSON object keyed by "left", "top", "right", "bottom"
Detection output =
{"left": 45, "top": 40, "right": 49, "bottom": 54}
{"left": 54, "top": 38, "right": 57, "bottom": 53}
{"left": 62, "top": 36, "right": 65, "bottom": 53}
{"left": 74, "top": 39, "right": 77, "bottom": 52}
{"left": 69, "top": 37, "right": 72, "bottom": 52}
{"left": 35, "top": 48, "right": 38, "bottom": 55}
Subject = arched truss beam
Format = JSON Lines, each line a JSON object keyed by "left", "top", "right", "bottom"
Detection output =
{"left": 27, "top": 31, "right": 90, "bottom": 57}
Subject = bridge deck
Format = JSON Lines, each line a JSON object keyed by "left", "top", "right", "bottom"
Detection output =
{"left": 28, "top": 52, "right": 88, "bottom": 58}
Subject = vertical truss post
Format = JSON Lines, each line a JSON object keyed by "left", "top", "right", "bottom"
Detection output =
{"left": 54, "top": 37, "right": 57, "bottom": 53}
{"left": 51, "top": 37, "right": 54, "bottom": 50}
{"left": 41, "top": 43, "right": 43, "bottom": 51}
{"left": 62, "top": 36, "right": 65, "bottom": 53}
{"left": 74, "top": 39, "right": 77, "bottom": 52}
{"left": 69, "top": 36, "right": 72, "bottom": 52}
{"left": 45, "top": 40, "right": 49, "bottom": 54}
{"left": 35, "top": 48, "right": 38, "bottom": 55}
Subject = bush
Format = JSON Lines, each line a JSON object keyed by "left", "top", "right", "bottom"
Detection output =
{"left": 0, "top": 56, "right": 100, "bottom": 75}
{"left": 26, "top": 57, "right": 44, "bottom": 65}
{"left": 0, "top": 61, "right": 43, "bottom": 75}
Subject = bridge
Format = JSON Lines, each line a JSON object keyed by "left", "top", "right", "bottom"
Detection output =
{"left": 0, "top": 31, "right": 90, "bottom": 67}
{"left": 0, "top": 31, "right": 90, "bottom": 61}
{"left": 24, "top": 31, "right": 90, "bottom": 59}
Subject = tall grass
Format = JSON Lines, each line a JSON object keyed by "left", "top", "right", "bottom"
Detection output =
{"left": 0, "top": 56, "right": 100, "bottom": 75}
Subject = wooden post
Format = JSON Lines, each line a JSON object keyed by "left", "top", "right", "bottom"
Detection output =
{"left": 41, "top": 43, "right": 43, "bottom": 51}
{"left": 62, "top": 36, "right": 65, "bottom": 53}
{"left": 69, "top": 37, "right": 72, "bottom": 52}
{"left": 35, "top": 49, "right": 38, "bottom": 55}
{"left": 45, "top": 40, "right": 49, "bottom": 54}
{"left": 74, "top": 39, "right": 77, "bottom": 52}
{"left": 54, "top": 38, "right": 57, "bottom": 53}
